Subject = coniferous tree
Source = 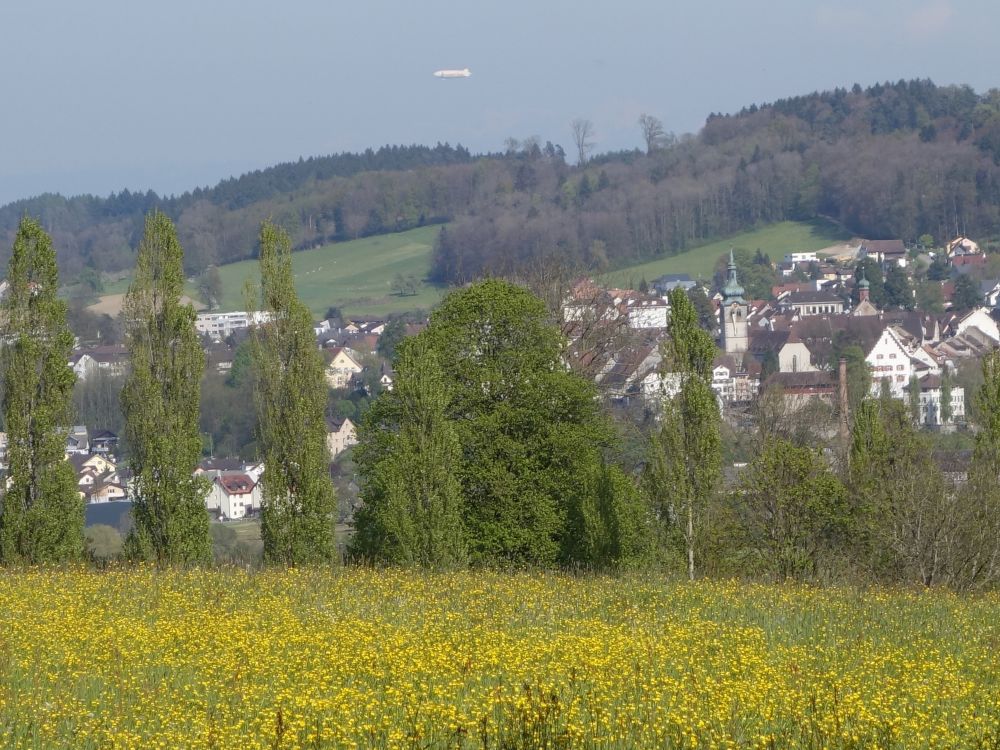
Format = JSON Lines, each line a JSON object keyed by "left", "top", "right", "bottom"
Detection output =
{"left": 0, "top": 218, "right": 83, "bottom": 564}
{"left": 248, "top": 221, "right": 337, "bottom": 565}
{"left": 121, "top": 211, "right": 211, "bottom": 565}
{"left": 352, "top": 339, "right": 465, "bottom": 567}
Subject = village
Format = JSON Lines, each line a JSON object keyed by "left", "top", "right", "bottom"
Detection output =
{"left": 567, "top": 237, "right": 997, "bottom": 433}
{"left": 3, "top": 235, "right": 995, "bottom": 527}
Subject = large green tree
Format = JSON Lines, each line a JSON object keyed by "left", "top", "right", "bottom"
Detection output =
{"left": 737, "top": 438, "right": 847, "bottom": 580}
{"left": 0, "top": 218, "right": 84, "bottom": 564}
{"left": 362, "top": 279, "right": 614, "bottom": 566}
{"left": 248, "top": 221, "right": 337, "bottom": 565}
{"left": 352, "top": 339, "right": 466, "bottom": 567}
{"left": 121, "top": 211, "right": 211, "bottom": 565}
{"left": 646, "top": 287, "right": 721, "bottom": 579}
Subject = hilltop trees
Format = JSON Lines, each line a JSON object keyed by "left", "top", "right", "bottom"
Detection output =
{"left": 0, "top": 218, "right": 83, "bottom": 564}
{"left": 248, "top": 221, "right": 337, "bottom": 565}
{"left": 121, "top": 211, "right": 211, "bottom": 565}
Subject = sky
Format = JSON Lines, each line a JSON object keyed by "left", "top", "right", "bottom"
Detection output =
{"left": 1, "top": 0, "right": 998, "bottom": 207}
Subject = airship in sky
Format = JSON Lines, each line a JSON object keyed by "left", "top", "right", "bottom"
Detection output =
{"left": 433, "top": 68, "right": 471, "bottom": 78}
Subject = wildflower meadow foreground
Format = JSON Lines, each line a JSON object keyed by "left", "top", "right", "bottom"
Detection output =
{"left": 0, "top": 569, "right": 997, "bottom": 749}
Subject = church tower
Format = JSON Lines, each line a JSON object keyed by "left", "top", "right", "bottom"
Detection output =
{"left": 721, "top": 250, "right": 748, "bottom": 355}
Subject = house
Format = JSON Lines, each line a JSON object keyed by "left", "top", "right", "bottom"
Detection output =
{"left": 860, "top": 239, "right": 907, "bottom": 267}
{"left": 626, "top": 299, "right": 670, "bottom": 329}
{"left": 780, "top": 289, "right": 846, "bottom": 317}
{"left": 68, "top": 453, "right": 124, "bottom": 503}
{"left": 863, "top": 320, "right": 944, "bottom": 398}
{"left": 905, "top": 375, "right": 965, "bottom": 427}
{"left": 85, "top": 480, "right": 127, "bottom": 503}
{"left": 89, "top": 430, "right": 119, "bottom": 456}
{"left": 652, "top": 274, "right": 696, "bottom": 294}
{"left": 326, "top": 417, "right": 358, "bottom": 459}
{"left": 195, "top": 311, "right": 273, "bottom": 341}
{"left": 783, "top": 251, "right": 819, "bottom": 265}
{"left": 325, "top": 347, "right": 364, "bottom": 389}
{"left": 66, "top": 425, "right": 90, "bottom": 455}
{"left": 762, "top": 371, "right": 839, "bottom": 410}
{"left": 947, "top": 237, "right": 981, "bottom": 257}
{"left": 69, "top": 346, "right": 129, "bottom": 381}
{"left": 205, "top": 473, "right": 262, "bottom": 520}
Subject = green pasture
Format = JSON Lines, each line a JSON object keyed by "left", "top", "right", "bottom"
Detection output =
{"left": 603, "top": 219, "right": 852, "bottom": 287}
{"left": 213, "top": 225, "right": 444, "bottom": 319}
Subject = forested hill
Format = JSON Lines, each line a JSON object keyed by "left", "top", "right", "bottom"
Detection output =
{"left": 436, "top": 80, "right": 1000, "bottom": 283}
{"left": 7, "top": 80, "right": 1000, "bottom": 284}
{"left": 0, "top": 143, "right": 476, "bottom": 275}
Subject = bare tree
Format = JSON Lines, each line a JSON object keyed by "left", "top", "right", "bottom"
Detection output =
{"left": 638, "top": 113, "right": 666, "bottom": 154}
{"left": 570, "top": 118, "right": 595, "bottom": 165}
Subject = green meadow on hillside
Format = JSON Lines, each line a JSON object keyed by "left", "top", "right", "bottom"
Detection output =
{"left": 603, "top": 219, "right": 852, "bottom": 287}
{"left": 213, "top": 225, "right": 445, "bottom": 318}
{"left": 89, "top": 220, "right": 851, "bottom": 321}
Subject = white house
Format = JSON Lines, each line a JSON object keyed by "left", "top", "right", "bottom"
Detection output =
{"left": 866, "top": 326, "right": 927, "bottom": 398}
{"left": 205, "top": 473, "right": 262, "bottom": 520}
{"left": 326, "top": 417, "right": 358, "bottom": 459}
{"left": 195, "top": 311, "right": 273, "bottom": 341}
{"left": 69, "top": 346, "right": 129, "bottom": 381}
{"left": 325, "top": 347, "right": 364, "bottom": 389}
{"left": 783, "top": 251, "right": 819, "bottom": 265}
{"left": 908, "top": 376, "right": 966, "bottom": 427}
{"left": 626, "top": 299, "right": 669, "bottom": 329}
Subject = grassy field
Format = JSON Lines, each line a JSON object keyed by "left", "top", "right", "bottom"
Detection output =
{"left": 0, "top": 568, "right": 997, "bottom": 749}
{"left": 88, "top": 221, "right": 849, "bottom": 321}
{"left": 214, "top": 226, "right": 444, "bottom": 319}
{"left": 89, "top": 226, "right": 445, "bottom": 320}
{"left": 603, "top": 219, "right": 852, "bottom": 287}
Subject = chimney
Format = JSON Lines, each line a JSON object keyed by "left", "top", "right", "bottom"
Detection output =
{"left": 839, "top": 357, "right": 849, "bottom": 443}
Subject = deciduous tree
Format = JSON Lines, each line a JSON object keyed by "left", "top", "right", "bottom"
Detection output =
{"left": 352, "top": 340, "right": 465, "bottom": 567}
{"left": 248, "top": 221, "right": 337, "bottom": 565}
{"left": 121, "top": 211, "right": 211, "bottom": 564}
{"left": 0, "top": 218, "right": 83, "bottom": 564}
{"left": 646, "top": 287, "right": 721, "bottom": 579}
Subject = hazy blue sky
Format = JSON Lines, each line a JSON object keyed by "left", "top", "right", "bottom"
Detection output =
{"left": 1, "top": 0, "right": 997, "bottom": 206}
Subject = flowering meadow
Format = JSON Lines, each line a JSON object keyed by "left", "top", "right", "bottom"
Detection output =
{"left": 0, "top": 568, "right": 997, "bottom": 749}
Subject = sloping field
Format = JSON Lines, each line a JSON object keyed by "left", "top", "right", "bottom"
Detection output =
{"left": 214, "top": 226, "right": 444, "bottom": 318}
{"left": 604, "top": 219, "right": 852, "bottom": 286}
{"left": 89, "top": 226, "right": 444, "bottom": 320}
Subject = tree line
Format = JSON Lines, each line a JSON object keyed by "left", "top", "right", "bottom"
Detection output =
{"left": 0, "top": 213, "right": 336, "bottom": 566}
{"left": 354, "top": 283, "right": 1000, "bottom": 587}
{"left": 4, "top": 215, "right": 1000, "bottom": 586}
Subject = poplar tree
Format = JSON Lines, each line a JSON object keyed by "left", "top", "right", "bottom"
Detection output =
{"left": 0, "top": 218, "right": 83, "bottom": 564}
{"left": 121, "top": 211, "right": 211, "bottom": 565}
{"left": 248, "top": 220, "right": 337, "bottom": 565}
{"left": 352, "top": 339, "right": 466, "bottom": 567}
{"left": 646, "top": 287, "right": 721, "bottom": 580}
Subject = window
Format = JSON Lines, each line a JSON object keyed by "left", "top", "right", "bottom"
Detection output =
{"left": 897, "top": 365, "right": 904, "bottom": 371}
{"left": 889, "top": 353, "right": 896, "bottom": 359}
{"left": 877, "top": 354, "right": 884, "bottom": 360}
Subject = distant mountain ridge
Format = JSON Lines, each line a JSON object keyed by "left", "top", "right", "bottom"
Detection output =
{"left": 5, "top": 79, "right": 1000, "bottom": 285}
